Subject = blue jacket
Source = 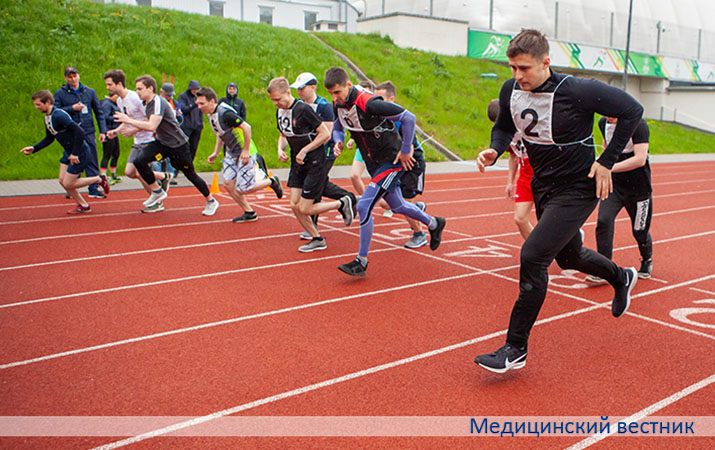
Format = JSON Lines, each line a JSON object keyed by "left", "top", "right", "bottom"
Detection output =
{"left": 54, "top": 83, "right": 107, "bottom": 135}
{"left": 100, "top": 98, "right": 121, "bottom": 131}
{"left": 177, "top": 88, "right": 203, "bottom": 131}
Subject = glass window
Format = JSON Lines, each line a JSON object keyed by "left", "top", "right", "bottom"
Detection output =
{"left": 304, "top": 11, "right": 317, "bottom": 31}
{"left": 328, "top": 23, "right": 338, "bottom": 30}
{"left": 209, "top": 1, "right": 224, "bottom": 17}
{"left": 136, "top": 0, "right": 151, "bottom": 6}
{"left": 259, "top": 6, "right": 273, "bottom": 26}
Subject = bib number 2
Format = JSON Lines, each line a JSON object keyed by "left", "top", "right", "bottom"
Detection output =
{"left": 521, "top": 108, "right": 540, "bottom": 138}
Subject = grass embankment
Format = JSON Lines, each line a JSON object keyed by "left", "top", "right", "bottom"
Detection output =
{"left": 0, "top": 0, "right": 358, "bottom": 180}
{"left": 0, "top": 0, "right": 712, "bottom": 180}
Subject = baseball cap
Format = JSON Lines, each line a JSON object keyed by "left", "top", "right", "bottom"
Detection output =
{"left": 64, "top": 67, "right": 78, "bottom": 76}
{"left": 160, "top": 83, "right": 175, "bottom": 97}
{"left": 290, "top": 72, "right": 317, "bottom": 89}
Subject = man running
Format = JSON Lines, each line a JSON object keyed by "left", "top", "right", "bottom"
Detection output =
{"left": 267, "top": 77, "right": 353, "bottom": 253}
{"left": 474, "top": 29, "right": 643, "bottom": 373}
{"left": 586, "top": 116, "right": 653, "bottom": 282}
{"left": 374, "top": 81, "right": 428, "bottom": 248}
{"left": 196, "top": 86, "right": 283, "bottom": 222}
{"left": 291, "top": 72, "right": 356, "bottom": 239}
{"left": 104, "top": 69, "right": 172, "bottom": 213}
{"left": 114, "top": 75, "right": 218, "bottom": 216}
{"left": 21, "top": 90, "right": 109, "bottom": 214}
{"left": 324, "top": 67, "right": 446, "bottom": 277}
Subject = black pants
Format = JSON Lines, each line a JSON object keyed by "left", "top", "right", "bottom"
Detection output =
{"left": 134, "top": 141, "right": 210, "bottom": 197}
{"left": 595, "top": 191, "right": 653, "bottom": 261}
{"left": 183, "top": 128, "right": 203, "bottom": 161}
{"left": 506, "top": 176, "right": 628, "bottom": 349}
{"left": 100, "top": 137, "right": 120, "bottom": 169}
{"left": 312, "top": 158, "right": 357, "bottom": 224}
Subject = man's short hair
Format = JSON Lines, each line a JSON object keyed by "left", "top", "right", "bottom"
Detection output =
{"left": 135, "top": 75, "right": 157, "bottom": 93}
{"left": 324, "top": 67, "right": 350, "bottom": 89}
{"left": 506, "top": 29, "right": 550, "bottom": 60}
{"left": 358, "top": 79, "right": 376, "bottom": 91}
{"left": 375, "top": 81, "right": 396, "bottom": 98}
{"left": 103, "top": 69, "right": 126, "bottom": 87}
{"left": 31, "top": 90, "right": 54, "bottom": 104}
{"left": 196, "top": 86, "right": 217, "bottom": 102}
{"left": 267, "top": 77, "right": 290, "bottom": 94}
{"left": 487, "top": 99, "right": 500, "bottom": 123}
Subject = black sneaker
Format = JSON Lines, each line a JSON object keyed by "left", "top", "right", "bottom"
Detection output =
{"left": 88, "top": 190, "right": 106, "bottom": 199}
{"left": 338, "top": 195, "right": 354, "bottom": 226}
{"left": 428, "top": 217, "right": 446, "bottom": 251}
{"left": 269, "top": 175, "right": 283, "bottom": 199}
{"left": 474, "top": 343, "right": 527, "bottom": 373}
{"left": 232, "top": 211, "right": 258, "bottom": 223}
{"left": 612, "top": 267, "right": 638, "bottom": 318}
{"left": 638, "top": 259, "right": 653, "bottom": 279}
{"left": 338, "top": 258, "right": 367, "bottom": 277}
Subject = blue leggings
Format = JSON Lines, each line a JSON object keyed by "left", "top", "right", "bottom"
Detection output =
{"left": 356, "top": 183, "right": 432, "bottom": 258}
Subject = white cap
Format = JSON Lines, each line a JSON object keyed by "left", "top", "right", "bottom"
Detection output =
{"left": 290, "top": 72, "right": 318, "bottom": 89}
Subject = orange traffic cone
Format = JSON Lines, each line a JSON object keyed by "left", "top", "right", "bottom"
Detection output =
{"left": 210, "top": 172, "right": 220, "bottom": 194}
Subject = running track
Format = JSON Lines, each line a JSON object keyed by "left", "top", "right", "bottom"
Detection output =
{"left": 0, "top": 162, "right": 713, "bottom": 449}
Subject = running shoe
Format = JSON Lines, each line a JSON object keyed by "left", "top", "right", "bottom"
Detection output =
{"left": 269, "top": 175, "right": 283, "bottom": 199}
{"left": 67, "top": 204, "right": 91, "bottom": 214}
{"left": 300, "top": 230, "right": 313, "bottom": 240}
{"left": 299, "top": 237, "right": 327, "bottom": 253}
{"left": 88, "top": 190, "right": 106, "bottom": 199}
{"left": 612, "top": 267, "right": 637, "bottom": 318}
{"left": 161, "top": 172, "right": 174, "bottom": 193}
{"left": 202, "top": 199, "right": 219, "bottom": 216}
{"left": 143, "top": 189, "right": 167, "bottom": 207}
{"left": 98, "top": 174, "right": 110, "bottom": 196}
{"left": 338, "top": 195, "right": 354, "bottom": 226}
{"left": 111, "top": 175, "right": 121, "bottom": 184}
{"left": 338, "top": 258, "right": 368, "bottom": 277}
{"left": 429, "top": 217, "right": 446, "bottom": 251}
{"left": 232, "top": 211, "right": 258, "bottom": 223}
{"left": 415, "top": 201, "right": 426, "bottom": 212}
{"left": 474, "top": 343, "right": 527, "bottom": 373}
{"left": 382, "top": 209, "right": 393, "bottom": 218}
{"left": 141, "top": 202, "right": 165, "bottom": 213}
{"left": 638, "top": 258, "right": 653, "bottom": 279}
{"left": 404, "top": 232, "right": 428, "bottom": 249}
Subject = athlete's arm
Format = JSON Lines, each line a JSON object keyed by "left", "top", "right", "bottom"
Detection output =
{"left": 277, "top": 135, "right": 289, "bottom": 163}
{"left": 296, "top": 123, "right": 329, "bottom": 165}
{"left": 30, "top": 126, "right": 55, "bottom": 153}
{"left": 114, "top": 111, "right": 162, "bottom": 132}
{"left": 238, "top": 121, "right": 252, "bottom": 164}
{"left": 612, "top": 143, "right": 648, "bottom": 173}
{"left": 208, "top": 135, "right": 222, "bottom": 164}
{"left": 331, "top": 118, "right": 346, "bottom": 154}
{"left": 365, "top": 97, "right": 416, "bottom": 156}
{"left": 575, "top": 79, "right": 643, "bottom": 170}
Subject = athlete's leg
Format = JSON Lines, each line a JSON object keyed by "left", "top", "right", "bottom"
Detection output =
{"left": 624, "top": 194, "right": 654, "bottom": 261}
{"left": 594, "top": 194, "right": 624, "bottom": 259}
{"left": 514, "top": 201, "right": 534, "bottom": 240}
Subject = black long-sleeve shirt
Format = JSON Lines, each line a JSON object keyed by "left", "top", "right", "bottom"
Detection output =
{"left": 33, "top": 107, "right": 86, "bottom": 156}
{"left": 490, "top": 70, "right": 644, "bottom": 181}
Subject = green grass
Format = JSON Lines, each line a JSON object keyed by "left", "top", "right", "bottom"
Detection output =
{"left": 0, "top": 0, "right": 712, "bottom": 180}
{"left": 0, "top": 0, "right": 359, "bottom": 180}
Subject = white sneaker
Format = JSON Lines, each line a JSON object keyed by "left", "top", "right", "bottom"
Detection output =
{"left": 143, "top": 190, "right": 168, "bottom": 207}
{"left": 202, "top": 199, "right": 219, "bottom": 216}
{"left": 585, "top": 274, "right": 607, "bottom": 284}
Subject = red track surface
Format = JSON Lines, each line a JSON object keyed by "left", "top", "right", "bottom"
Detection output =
{"left": 1, "top": 162, "right": 714, "bottom": 449}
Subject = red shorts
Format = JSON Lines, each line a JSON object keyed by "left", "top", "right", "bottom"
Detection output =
{"left": 514, "top": 160, "right": 533, "bottom": 203}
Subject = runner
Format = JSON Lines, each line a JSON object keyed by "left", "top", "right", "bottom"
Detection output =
{"left": 267, "top": 77, "right": 353, "bottom": 253}
{"left": 196, "top": 86, "right": 283, "bottom": 223}
{"left": 21, "top": 90, "right": 109, "bottom": 214}
{"left": 324, "top": 67, "right": 446, "bottom": 277}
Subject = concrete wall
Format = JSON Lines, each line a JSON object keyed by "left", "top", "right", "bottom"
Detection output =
{"left": 357, "top": 13, "right": 469, "bottom": 56}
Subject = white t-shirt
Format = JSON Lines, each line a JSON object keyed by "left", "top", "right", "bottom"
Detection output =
{"left": 117, "top": 90, "right": 153, "bottom": 144}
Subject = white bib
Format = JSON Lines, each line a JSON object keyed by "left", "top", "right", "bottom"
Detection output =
{"left": 604, "top": 122, "right": 634, "bottom": 154}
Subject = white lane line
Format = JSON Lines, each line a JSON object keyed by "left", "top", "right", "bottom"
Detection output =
{"left": 564, "top": 373, "right": 715, "bottom": 450}
{"left": 89, "top": 302, "right": 610, "bottom": 450}
{"left": 0, "top": 265, "right": 518, "bottom": 370}
{"left": 690, "top": 287, "right": 715, "bottom": 296}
